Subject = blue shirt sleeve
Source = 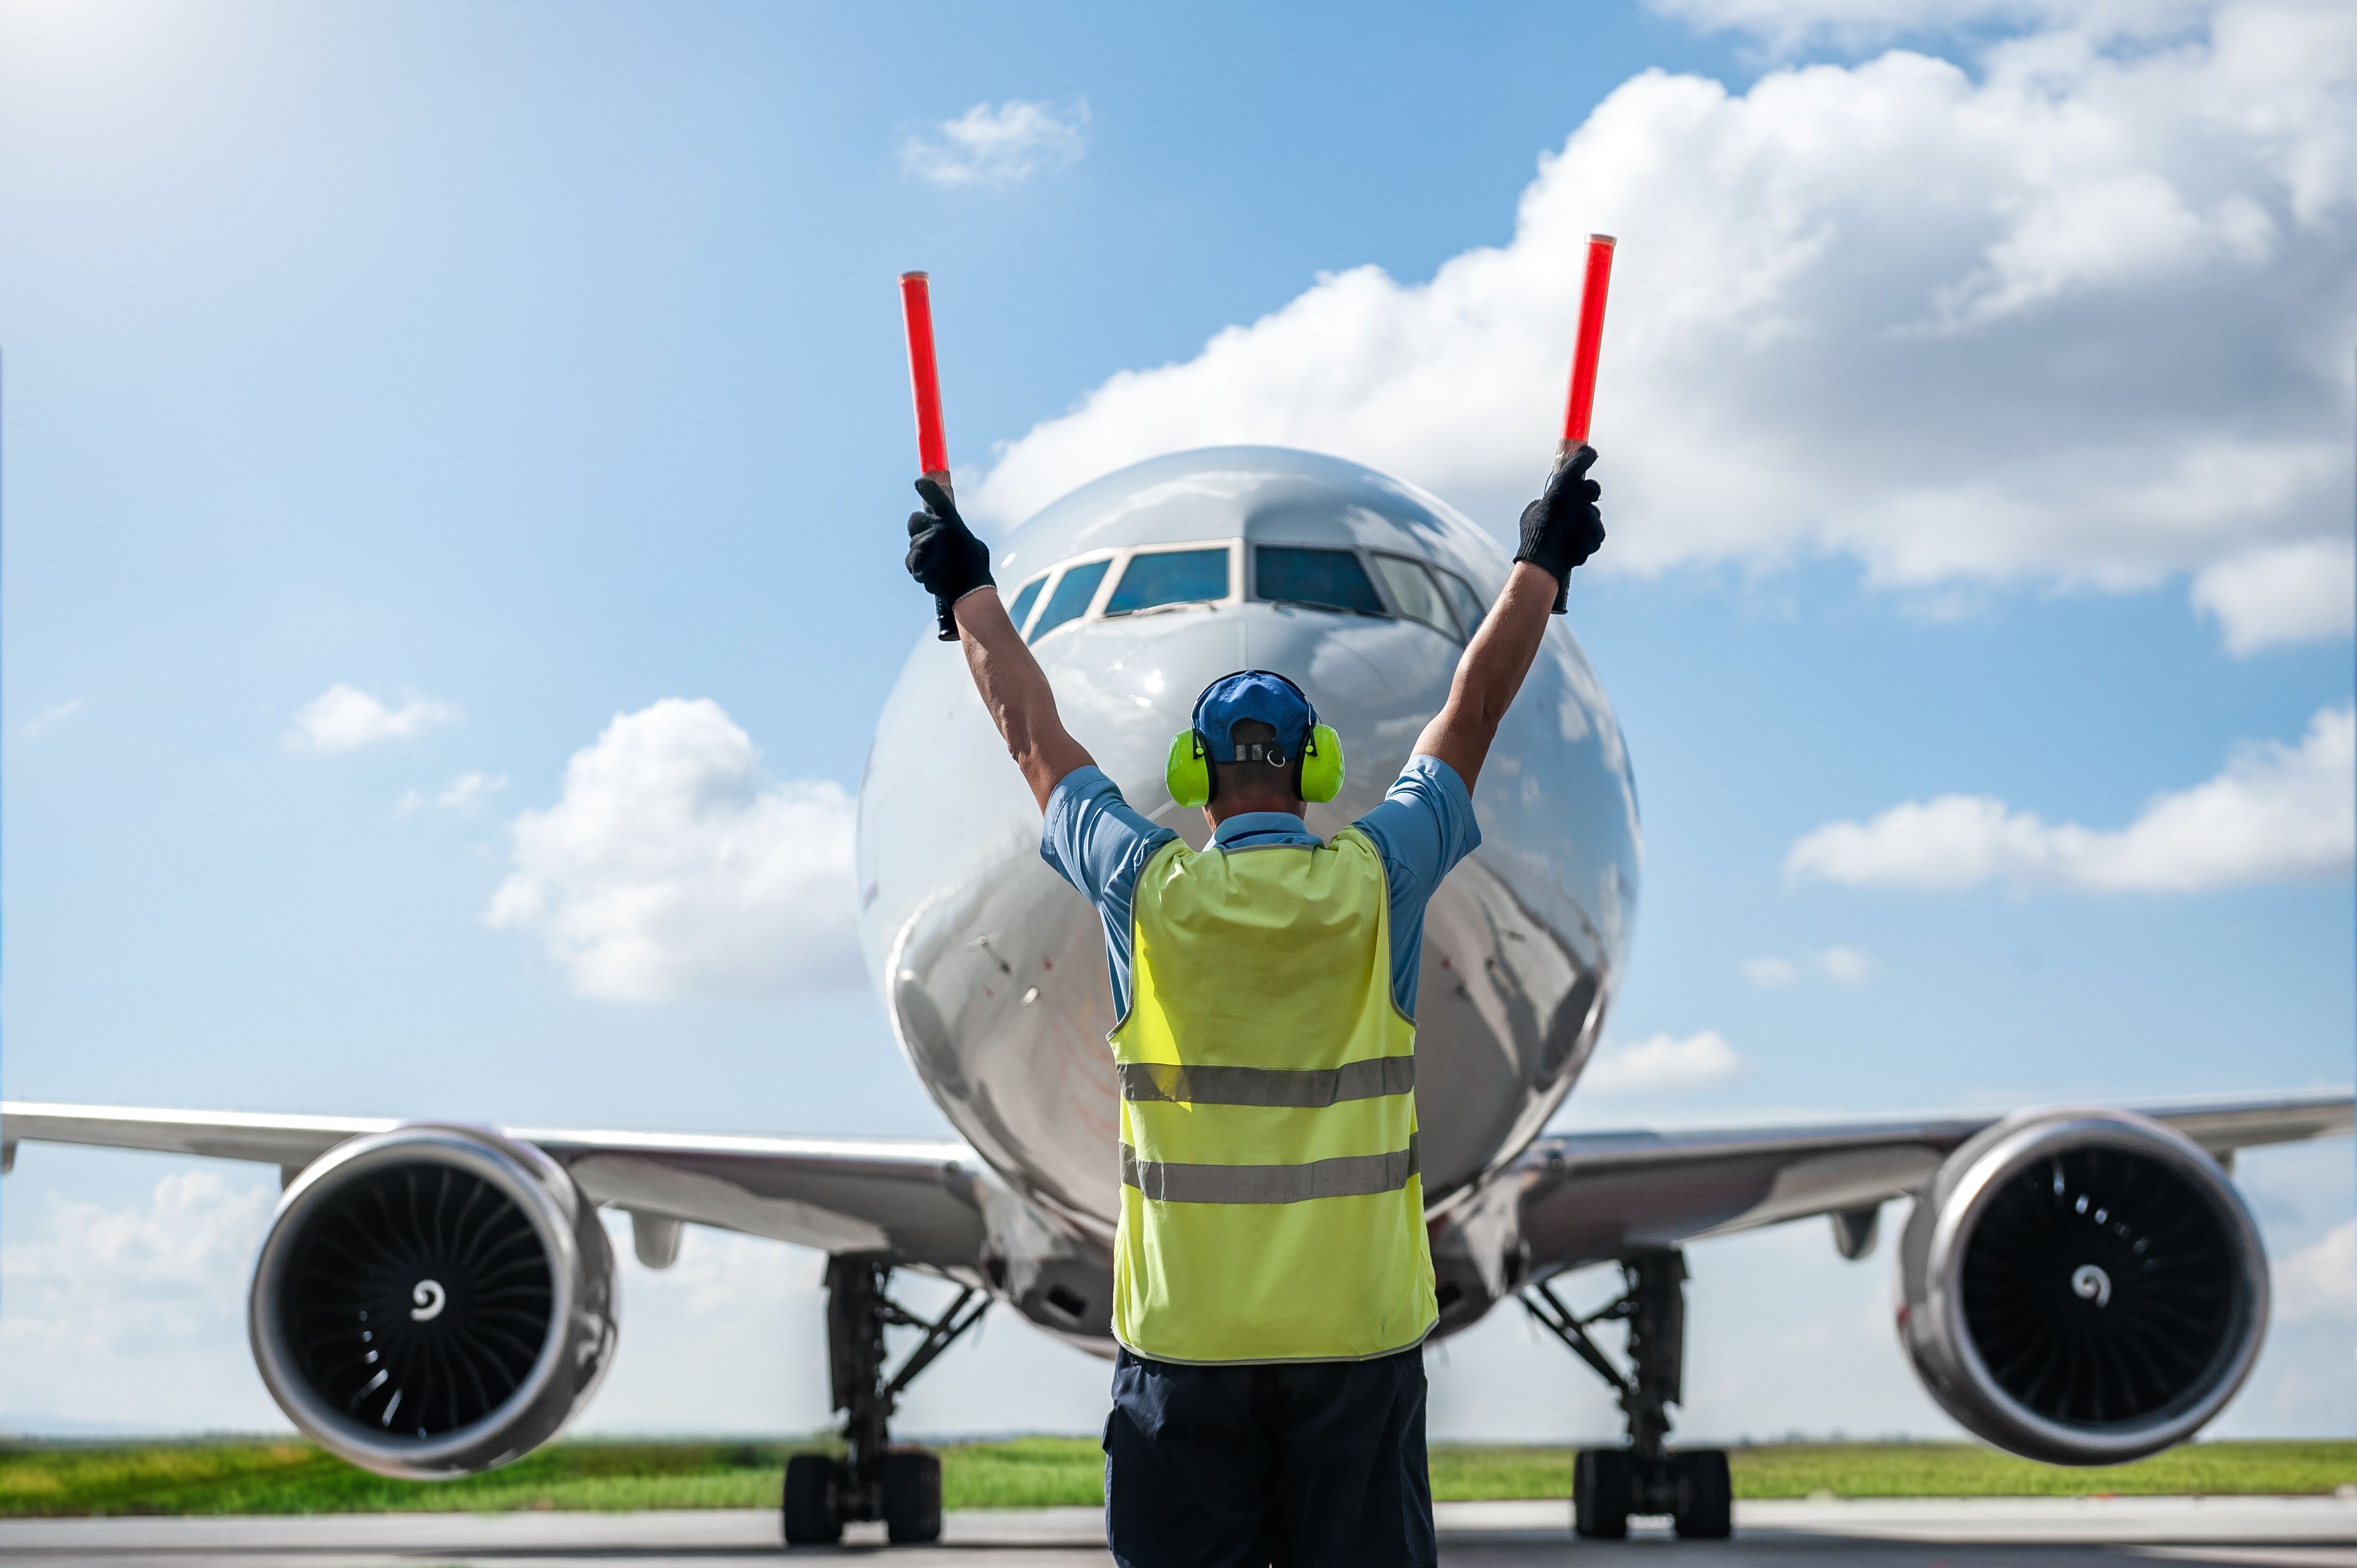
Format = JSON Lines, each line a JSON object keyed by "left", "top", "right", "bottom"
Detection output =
{"left": 1352, "top": 755, "right": 1482, "bottom": 1019}
{"left": 1041, "top": 765, "right": 1179, "bottom": 1018}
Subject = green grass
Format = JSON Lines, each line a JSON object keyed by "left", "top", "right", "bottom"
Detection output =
{"left": 1726, "top": 1441, "right": 2357, "bottom": 1500}
{"left": 2, "top": 1437, "right": 2350, "bottom": 1517}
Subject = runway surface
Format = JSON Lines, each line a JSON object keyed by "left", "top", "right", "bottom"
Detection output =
{"left": 4, "top": 1497, "right": 2354, "bottom": 1567}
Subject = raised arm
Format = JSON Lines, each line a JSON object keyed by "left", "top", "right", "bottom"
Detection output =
{"left": 1412, "top": 448, "right": 1605, "bottom": 792}
{"left": 905, "top": 478, "right": 1094, "bottom": 810}
{"left": 950, "top": 586, "right": 1094, "bottom": 808}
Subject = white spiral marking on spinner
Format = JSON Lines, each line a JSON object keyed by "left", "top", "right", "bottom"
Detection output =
{"left": 410, "top": 1279, "right": 447, "bottom": 1322}
{"left": 2071, "top": 1264, "right": 2112, "bottom": 1308}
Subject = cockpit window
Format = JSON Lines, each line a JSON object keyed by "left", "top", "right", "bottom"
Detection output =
{"left": 1006, "top": 573, "right": 1048, "bottom": 635}
{"left": 1371, "top": 554, "right": 1457, "bottom": 638}
{"left": 1106, "top": 548, "right": 1230, "bottom": 616}
{"left": 1254, "top": 546, "right": 1385, "bottom": 616}
{"left": 1027, "top": 559, "right": 1110, "bottom": 643}
{"left": 1433, "top": 568, "right": 1486, "bottom": 639}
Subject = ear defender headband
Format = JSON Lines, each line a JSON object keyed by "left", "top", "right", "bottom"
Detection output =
{"left": 1165, "top": 670, "right": 1345, "bottom": 808}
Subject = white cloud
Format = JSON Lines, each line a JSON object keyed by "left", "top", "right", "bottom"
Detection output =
{"left": 1581, "top": 1030, "right": 1746, "bottom": 1095}
{"left": 2275, "top": 1220, "right": 2355, "bottom": 1324}
{"left": 1787, "top": 703, "right": 2355, "bottom": 892}
{"left": 0, "top": 1169, "right": 289, "bottom": 1432}
{"left": 1, "top": 1169, "right": 274, "bottom": 1363}
{"left": 902, "top": 99, "right": 1090, "bottom": 190}
{"left": 20, "top": 697, "right": 84, "bottom": 739}
{"left": 2193, "top": 537, "right": 2356, "bottom": 654}
{"left": 286, "top": 683, "right": 460, "bottom": 752}
{"left": 396, "top": 771, "right": 509, "bottom": 818}
{"left": 1742, "top": 956, "right": 1802, "bottom": 986}
{"left": 486, "top": 699, "right": 861, "bottom": 1002}
{"left": 1818, "top": 945, "right": 1874, "bottom": 984}
{"left": 969, "top": 6, "right": 2357, "bottom": 653}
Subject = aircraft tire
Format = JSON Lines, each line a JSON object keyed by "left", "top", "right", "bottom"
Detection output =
{"left": 881, "top": 1448, "right": 944, "bottom": 1545}
{"left": 782, "top": 1454, "right": 842, "bottom": 1547}
{"left": 1572, "top": 1448, "right": 1631, "bottom": 1539}
{"left": 1671, "top": 1449, "right": 1733, "bottom": 1539}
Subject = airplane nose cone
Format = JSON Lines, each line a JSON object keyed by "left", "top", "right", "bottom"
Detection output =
{"left": 1098, "top": 617, "right": 1247, "bottom": 727}
{"left": 1237, "top": 610, "right": 1459, "bottom": 823}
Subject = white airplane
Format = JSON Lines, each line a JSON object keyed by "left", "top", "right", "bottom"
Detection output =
{"left": 6, "top": 447, "right": 2349, "bottom": 1548}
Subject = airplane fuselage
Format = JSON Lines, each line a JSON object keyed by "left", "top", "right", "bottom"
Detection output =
{"left": 855, "top": 448, "right": 1641, "bottom": 1340}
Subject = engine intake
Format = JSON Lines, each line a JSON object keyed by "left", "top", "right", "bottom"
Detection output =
{"left": 249, "top": 1125, "right": 617, "bottom": 1478}
{"left": 1898, "top": 1109, "right": 2267, "bottom": 1465}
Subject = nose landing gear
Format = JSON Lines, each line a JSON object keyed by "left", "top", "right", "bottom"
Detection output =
{"left": 1521, "top": 1249, "right": 1733, "bottom": 1540}
{"left": 782, "top": 1253, "right": 991, "bottom": 1548}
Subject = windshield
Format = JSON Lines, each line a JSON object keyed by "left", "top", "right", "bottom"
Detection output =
{"left": 1254, "top": 546, "right": 1384, "bottom": 616}
{"left": 1106, "top": 548, "right": 1230, "bottom": 615}
{"left": 1433, "top": 567, "right": 1486, "bottom": 638}
{"left": 1028, "top": 560, "right": 1110, "bottom": 643}
{"left": 1371, "top": 554, "right": 1457, "bottom": 638}
{"left": 1006, "top": 574, "right": 1048, "bottom": 635}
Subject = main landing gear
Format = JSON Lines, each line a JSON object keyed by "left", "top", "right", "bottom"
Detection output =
{"left": 782, "top": 1253, "right": 991, "bottom": 1548}
{"left": 1520, "top": 1249, "right": 1733, "bottom": 1541}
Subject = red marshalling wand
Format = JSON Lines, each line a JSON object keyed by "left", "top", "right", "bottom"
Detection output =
{"left": 1548, "top": 233, "right": 1617, "bottom": 611}
{"left": 899, "top": 270, "right": 959, "bottom": 641}
{"left": 1560, "top": 233, "right": 1616, "bottom": 460}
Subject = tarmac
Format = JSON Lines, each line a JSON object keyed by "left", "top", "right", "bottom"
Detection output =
{"left": 3, "top": 1497, "right": 2355, "bottom": 1567}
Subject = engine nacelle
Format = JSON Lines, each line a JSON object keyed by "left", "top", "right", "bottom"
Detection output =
{"left": 1898, "top": 1109, "right": 2267, "bottom": 1465}
{"left": 249, "top": 1125, "right": 618, "bottom": 1478}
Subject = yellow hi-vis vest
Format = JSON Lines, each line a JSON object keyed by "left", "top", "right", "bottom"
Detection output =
{"left": 1110, "top": 826, "right": 1437, "bottom": 1364}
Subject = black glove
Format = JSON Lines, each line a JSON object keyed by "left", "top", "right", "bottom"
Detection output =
{"left": 1514, "top": 444, "right": 1605, "bottom": 613}
{"left": 905, "top": 477, "right": 994, "bottom": 639}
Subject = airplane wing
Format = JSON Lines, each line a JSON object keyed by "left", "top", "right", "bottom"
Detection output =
{"left": 1505, "top": 1088, "right": 2355, "bottom": 1271}
{"left": 11, "top": 1087, "right": 2349, "bottom": 1278}
{"left": 0, "top": 1101, "right": 989, "bottom": 1270}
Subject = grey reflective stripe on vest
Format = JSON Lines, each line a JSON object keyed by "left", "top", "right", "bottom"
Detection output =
{"left": 1121, "top": 1136, "right": 1421, "bottom": 1205}
{"left": 1118, "top": 1055, "right": 1415, "bottom": 1108}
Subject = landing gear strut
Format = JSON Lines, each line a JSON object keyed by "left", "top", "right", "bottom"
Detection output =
{"left": 782, "top": 1253, "right": 991, "bottom": 1548}
{"left": 1520, "top": 1249, "right": 1732, "bottom": 1540}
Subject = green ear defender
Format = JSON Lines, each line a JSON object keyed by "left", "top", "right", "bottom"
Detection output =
{"left": 1169, "top": 670, "right": 1344, "bottom": 808}
{"left": 1165, "top": 720, "right": 1344, "bottom": 807}
{"left": 1166, "top": 729, "right": 1213, "bottom": 809}
{"left": 1299, "top": 723, "right": 1344, "bottom": 803}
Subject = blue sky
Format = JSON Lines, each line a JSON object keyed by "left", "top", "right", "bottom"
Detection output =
{"left": 3, "top": 0, "right": 2351, "bottom": 1440}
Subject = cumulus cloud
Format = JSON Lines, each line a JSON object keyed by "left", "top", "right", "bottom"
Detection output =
{"left": 1788, "top": 703, "right": 2354, "bottom": 892}
{"left": 1742, "top": 956, "right": 1802, "bottom": 986}
{"left": 0, "top": 1169, "right": 292, "bottom": 1431}
{"left": 20, "top": 697, "right": 84, "bottom": 739}
{"left": 2193, "top": 537, "right": 2357, "bottom": 654}
{"left": 286, "top": 683, "right": 460, "bottom": 752}
{"left": 969, "top": 4, "right": 2357, "bottom": 654}
{"left": 395, "top": 771, "right": 508, "bottom": 818}
{"left": 2274, "top": 1220, "right": 2355, "bottom": 1323}
{"left": 1, "top": 1170, "right": 273, "bottom": 1360}
{"left": 902, "top": 99, "right": 1090, "bottom": 189}
{"left": 1582, "top": 1030, "right": 1746, "bottom": 1095}
{"left": 486, "top": 699, "right": 861, "bottom": 1002}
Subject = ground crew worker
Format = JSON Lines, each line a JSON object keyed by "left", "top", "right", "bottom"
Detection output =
{"left": 904, "top": 449, "right": 1607, "bottom": 1568}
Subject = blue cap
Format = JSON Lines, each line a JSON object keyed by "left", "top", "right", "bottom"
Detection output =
{"left": 1192, "top": 670, "right": 1316, "bottom": 764}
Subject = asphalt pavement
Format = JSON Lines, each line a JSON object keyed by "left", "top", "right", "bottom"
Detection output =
{"left": 3, "top": 1497, "right": 2354, "bottom": 1567}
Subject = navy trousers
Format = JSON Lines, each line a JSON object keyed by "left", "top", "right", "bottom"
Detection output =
{"left": 1103, "top": 1346, "right": 1437, "bottom": 1568}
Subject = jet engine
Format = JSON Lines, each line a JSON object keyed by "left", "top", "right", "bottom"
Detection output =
{"left": 248, "top": 1125, "right": 618, "bottom": 1478}
{"left": 1897, "top": 1109, "right": 2267, "bottom": 1465}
